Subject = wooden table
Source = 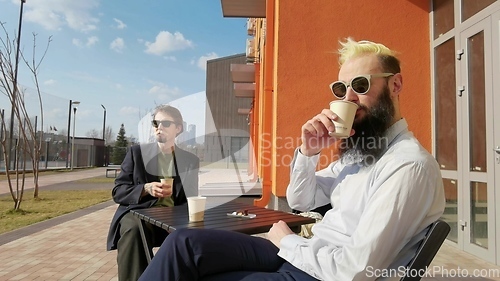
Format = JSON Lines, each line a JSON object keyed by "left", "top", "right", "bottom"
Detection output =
{"left": 131, "top": 201, "right": 316, "bottom": 263}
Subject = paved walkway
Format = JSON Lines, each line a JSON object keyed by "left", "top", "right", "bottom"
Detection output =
{"left": 1, "top": 167, "right": 500, "bottom": 280}
{"left": 0, "top": 167, "right": 111, "bottom": 195}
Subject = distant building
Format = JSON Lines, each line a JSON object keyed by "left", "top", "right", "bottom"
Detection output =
{"left": 204, "top": 54, "right": 251, "bottom": 163}
{"left": 177, "top": 121, "right": 189, "bottom": 145}
{"left": 177, "top": 121, "right": 198, "bottom": 146}
{"left": 71, "top": 137, "right": 105, "bottom": 167}
{"left": 187, "top": 124, "right": 196, "bottom": 145}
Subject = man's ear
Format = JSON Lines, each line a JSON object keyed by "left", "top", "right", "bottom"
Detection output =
{"left": 391, "top": 73, "right": 403, "bottom": 97}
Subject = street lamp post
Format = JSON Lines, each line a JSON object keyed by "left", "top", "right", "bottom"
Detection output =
{"left": 44, "top": 137, "right": 50, "bottom": 169}
{"left": 101, "top": 104, "right": 106, "bottom": 142}
{"left": 101, "top": 104, "right": 107, "bottom": 167}
{"left": 7, "top": 0, "right": 26, "bottom": 171}
{"left": 65, "top": 100, "right": 72, "bottom": 169}
{"left": 70, "top": 101, "right": 80, "bottom": 170}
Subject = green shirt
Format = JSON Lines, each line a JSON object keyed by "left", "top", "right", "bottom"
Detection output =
{"left": 155, "top": 152, "right": 176, "bottom": 207}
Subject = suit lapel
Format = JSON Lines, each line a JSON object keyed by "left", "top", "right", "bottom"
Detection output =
{"left": 173, "top": 147, "right": 191, "bottom": 198}
{"left": 141, "top": 143, "right": 160, "bottom": 181}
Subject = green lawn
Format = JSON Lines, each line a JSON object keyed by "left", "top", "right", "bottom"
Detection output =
{"left": 0, "top": 189, "right": 112, "bottom": 235}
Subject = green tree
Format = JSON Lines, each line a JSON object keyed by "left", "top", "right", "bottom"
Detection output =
{"left": 112, "top": 124, "right": 128, "bottom": 165}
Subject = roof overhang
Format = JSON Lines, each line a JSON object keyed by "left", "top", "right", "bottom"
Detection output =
{"left": 237, "top": 108, "right": 251, "bottom": 115}
{"left": 233, "top": 83, "right": 255, "bottom": 98}
{"left": 231, "top": 63, "right": 255, "bottom": 83}
{"left": 220, "top": 0, "right": 266, "bottom": 18}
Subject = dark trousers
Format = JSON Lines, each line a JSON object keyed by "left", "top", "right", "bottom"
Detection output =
{"left": 138, "top": 228, "right": 320, "bottom": 281}
{"left": 117, "top": 212, "right": 167, "bottom": 281}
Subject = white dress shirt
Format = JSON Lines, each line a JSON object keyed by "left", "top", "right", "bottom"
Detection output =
{"left": 278, "top": 119, "right": 445, "bottom": 280}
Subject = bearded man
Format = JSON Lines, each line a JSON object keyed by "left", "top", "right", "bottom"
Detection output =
{"left": 138, "top": 38, "right": 445, "bottom": 281}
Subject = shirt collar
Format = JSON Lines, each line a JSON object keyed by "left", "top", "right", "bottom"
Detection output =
{"left": 384, "top": 118, "right": 408, "bottom": 147}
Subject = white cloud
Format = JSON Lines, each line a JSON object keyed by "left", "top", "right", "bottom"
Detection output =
{"left": 73, "top": 36, "right": 99, "bottom": 48}
{"left": 120, "top": 106, "right": 140, "bottom": 116}
{"left": 44, "top": 79, "right": 56, "bottom": 85}
{"left": 115, "top": 83, "right": 123, "bottom": 89}
{"left": 144, "top": 31, "right": 193, "bottom": 56}
{"left": 197, "top": 52, "right": 218, "bottom": 70}
{"left": 113, "top": 18, "right": 127, "bottom": 29}
{"left": 22, "top": 0, "right": 100, "bottom": 32}
{"left": 148, "top": 82, "right": 181, "bottom": 100}
{"left": 110, "top": 37, "right": 125, "bottom": 53}
{"left": 86, "top": 36, "right": 99, "bottom": 46}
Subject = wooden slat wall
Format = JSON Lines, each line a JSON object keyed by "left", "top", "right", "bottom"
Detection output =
{"left": 204, "top": 54, "right": 253, "bottom": 162}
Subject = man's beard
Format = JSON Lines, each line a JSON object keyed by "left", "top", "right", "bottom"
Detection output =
{"left": 155, "top": 133, "right": 167, "bottom": 143}
{"left": 339, "top": 86, "right": 395, "bottom": 166}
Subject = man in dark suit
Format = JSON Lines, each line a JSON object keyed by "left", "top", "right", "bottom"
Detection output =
{"left": 106, "top": 105, "right": 199, "bottom": 281}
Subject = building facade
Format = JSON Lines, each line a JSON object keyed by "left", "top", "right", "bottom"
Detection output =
{"left": 204, "top": 54, "right": 252, "bottom": 165}
{"left": 220, "top": 0, "right": 500, "bottom": 266}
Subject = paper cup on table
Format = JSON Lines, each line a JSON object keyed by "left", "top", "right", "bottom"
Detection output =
{"left": 187, "top": 196, "right": 207, "bottom": 222}
{"left": 328, "top": 100, "right": 358, "bottom": 138}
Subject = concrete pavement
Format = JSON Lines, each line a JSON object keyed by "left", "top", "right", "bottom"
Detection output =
{"left": 0, "top": 167, "right": 111, "bottom": 196}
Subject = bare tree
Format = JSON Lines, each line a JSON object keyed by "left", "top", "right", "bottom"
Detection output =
{"left": 105, "top": 125, "right": 114, "bottom": 145}
{"left": 86, "top": 128, "right": 100, "bottom": 138}
{"left": 87, "top": 126, "right": 114, "bottom": 143}
{"left": 0, "top": 22, "right": 51, "bottom": 209}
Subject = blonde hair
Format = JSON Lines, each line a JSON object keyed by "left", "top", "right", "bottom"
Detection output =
{"left": 338, "top": 38, "right": 400, "bottom": 73}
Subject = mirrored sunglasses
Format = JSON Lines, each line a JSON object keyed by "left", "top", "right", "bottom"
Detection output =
{"left": 329, "top": 73, "right": 394, "bottom": 99}
{"left": 152, "top": 120, "right": 175, "bottom": 128}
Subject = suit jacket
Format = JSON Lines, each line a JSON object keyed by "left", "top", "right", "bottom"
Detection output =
{"left": 106, "top": 143, "right": 199, "bottom": 250}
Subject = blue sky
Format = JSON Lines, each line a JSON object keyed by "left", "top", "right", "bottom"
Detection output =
{"left": 0, "top": 0, "right": 246, "bottom": 141}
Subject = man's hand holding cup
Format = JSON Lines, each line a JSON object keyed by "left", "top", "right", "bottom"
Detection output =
{"left": 144, "top": 179, "right": 173, "bottom": 198}
{"left": 300, "top": 100, "right": 358, "bottom": 157}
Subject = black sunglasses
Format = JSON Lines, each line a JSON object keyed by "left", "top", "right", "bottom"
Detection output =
{"left": 152, "top": 120, "right": 176, "bottom": 128}
{"left": 329, "top": 73, "right": 394, "bottom": 99}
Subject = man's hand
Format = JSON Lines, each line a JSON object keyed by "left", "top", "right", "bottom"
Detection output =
{"left": 267, "top": 220, "right": 294, "bottom": 248}
{"left": 144, "top": 182, "right": 173, "bottom": 198}
{"left": 300, "top": 109, "right": 354, "bottom": 156}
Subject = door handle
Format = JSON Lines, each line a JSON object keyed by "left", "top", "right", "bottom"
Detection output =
{"left": 495, "top": 147, "right": 500, "bottom": 153}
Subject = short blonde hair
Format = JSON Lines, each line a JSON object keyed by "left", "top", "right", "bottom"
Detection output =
{"left": 338, "top": 38, "right": 401, "bottom": 73}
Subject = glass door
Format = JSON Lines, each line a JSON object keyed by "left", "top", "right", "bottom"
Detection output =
{"left": 459, "top": 17, "right": 496, "bottom": 263}
{"left": 493, "top": 9, "right": 500, "bottom": 265}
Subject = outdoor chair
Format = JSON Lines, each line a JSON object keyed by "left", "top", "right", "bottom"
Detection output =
{"left": 400, "top": 219, "right": 451, "bottom": 281}
{"left": 291, "top": 203, "right": 332, "bottom": 216}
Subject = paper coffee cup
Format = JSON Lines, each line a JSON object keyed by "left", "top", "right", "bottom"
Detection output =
{"left": 160, "top": 177, "right": 174, "bottom": 186}
{"left": 187, "top": 196, "right": 207, "bottom": 222}
{"left": 328, "top": 100, "right": 358, "bottom": 138}
{"left": 158, "top": 177, "right": 175, "bottom": 207}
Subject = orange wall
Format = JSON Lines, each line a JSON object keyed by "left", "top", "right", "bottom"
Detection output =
{"left": 272, "top": 0, "right": 432, "bottom": 196}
